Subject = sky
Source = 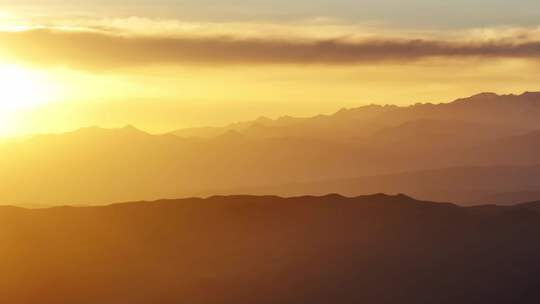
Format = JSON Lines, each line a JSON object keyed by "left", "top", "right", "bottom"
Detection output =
{"left": 1, "top": 0, "right": 540, "bottom": 136}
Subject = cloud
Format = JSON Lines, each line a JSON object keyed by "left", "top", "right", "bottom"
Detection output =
{"left": 2, "top": 27, "right": 540, "bottom": 70}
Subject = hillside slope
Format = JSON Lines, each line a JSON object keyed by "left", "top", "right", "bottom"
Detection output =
{"left": 1, "top": 194, "right": 540, "bottom": 303}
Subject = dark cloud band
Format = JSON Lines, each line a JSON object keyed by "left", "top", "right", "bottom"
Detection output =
{"left": 2, "top": 29, "right": 540, "bottom": 69}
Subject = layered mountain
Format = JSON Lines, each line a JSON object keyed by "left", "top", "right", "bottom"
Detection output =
{"left": 1, "top": 91, "right": 540, "bottom": 206}
{"left": 2, "top": 194, "right": 540, "bottom": 303}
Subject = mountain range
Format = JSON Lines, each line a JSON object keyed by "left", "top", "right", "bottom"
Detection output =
{"left": 2, "top": 91, "right": 540, "bottom": 206}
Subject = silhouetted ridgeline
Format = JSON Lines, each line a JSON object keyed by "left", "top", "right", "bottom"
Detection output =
{"left": 1, "top": 194, "right": 540, "bottom": 303}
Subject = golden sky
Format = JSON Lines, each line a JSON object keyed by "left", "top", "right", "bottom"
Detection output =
{"left": 1, "top": 3, "right": 540, "bottom": 136}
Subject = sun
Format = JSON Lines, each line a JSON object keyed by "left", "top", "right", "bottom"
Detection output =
{"left": 0, "top": 64, "right": 56, "bottom": 110}
{"left": 0, "top": 64, "right": 57, "bottom": 136}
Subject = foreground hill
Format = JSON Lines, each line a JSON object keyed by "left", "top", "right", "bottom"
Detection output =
{"left": 1, "top": 194, "right": 540, "bottom": 303}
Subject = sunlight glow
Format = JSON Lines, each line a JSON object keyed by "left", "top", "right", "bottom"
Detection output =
{"left": 0, "top": 64, "right": 58, "bottom": 136}
{"left": 0, "top": 9, "right": 28, "bottom": 31}
{"left": 0, "top": 10, "right": 15, "bottom": 19}
{"left": 0, "top": 64, "right": 56, "bottom": 110}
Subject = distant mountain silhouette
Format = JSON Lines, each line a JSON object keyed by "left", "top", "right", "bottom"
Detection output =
{"left": 172, "top": 91, "right": 540, "bottom": 139}
{"left": 2, "top": 92, "right": 540, "bottom": 206}
{"left": 1, "top": 194, "right": 540, "bottom": 303}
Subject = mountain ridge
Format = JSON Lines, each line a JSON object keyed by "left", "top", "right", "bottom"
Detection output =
{"left": 172, "top": 91, "right": 540, "bottom": 138}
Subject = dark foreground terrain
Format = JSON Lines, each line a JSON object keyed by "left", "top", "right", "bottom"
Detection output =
{"left": 1, "top": 194, "right": 540, "bottom": 303}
